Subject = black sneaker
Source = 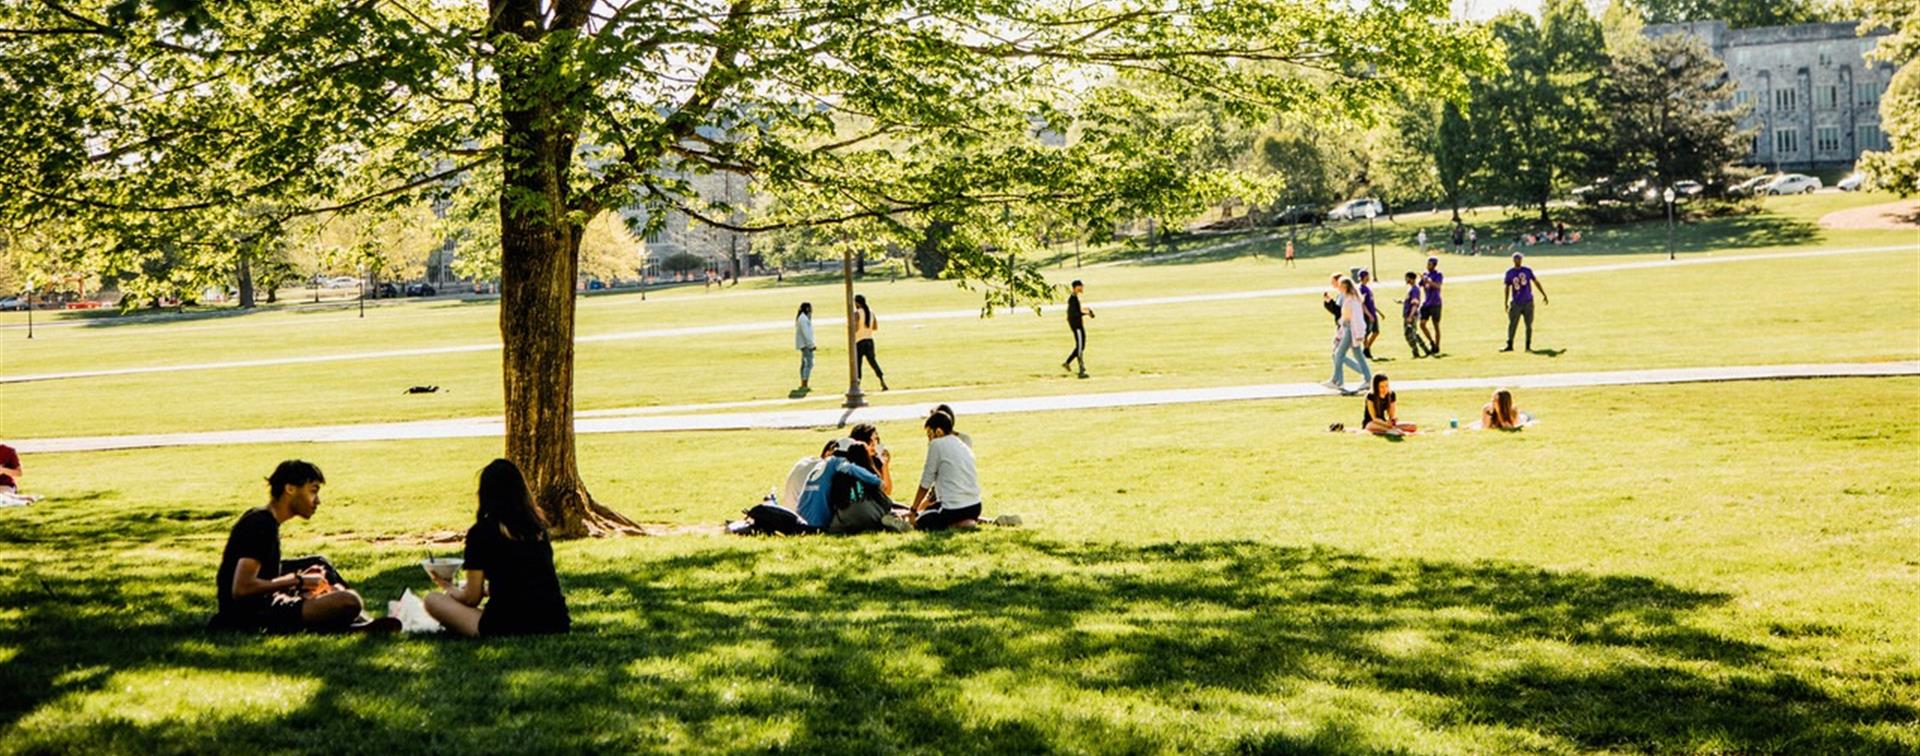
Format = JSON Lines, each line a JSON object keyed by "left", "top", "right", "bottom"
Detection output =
{"left": 1500, "top": 346, "right": 1513, "bottom": 352}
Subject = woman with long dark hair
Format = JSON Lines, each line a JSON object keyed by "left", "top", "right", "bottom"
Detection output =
{"left": 852, "top": 294, "right": 889, "bottom": 391}
{"left": 424, "top": 459, "right": 570, "bottom": 637}
{"left": 795, "top": 302, "right": 816, "bottom": 390}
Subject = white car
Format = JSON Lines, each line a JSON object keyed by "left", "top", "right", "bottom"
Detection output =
{"left": 1327, "top": 198, "right": 1384, "bottom": 221}
{"left": 1761, "top": 174, "right": 1822, "bottom": 195}
{"left": 1837, "top": 171, "right": 1869, "bottom": 191}
{"left": 323, "top": 276, "right": 362, "bottom": 289}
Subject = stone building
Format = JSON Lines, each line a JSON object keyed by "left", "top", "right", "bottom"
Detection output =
{"left": 1647, "top": 20, "right": 1894, "bottom": 172}
{"left": 619, "top": 169, "right": 753, "bottom": 278}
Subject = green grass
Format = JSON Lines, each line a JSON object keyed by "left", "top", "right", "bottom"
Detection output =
{"left": 1, "top": 191, "right": 1917, "bottom": 753}
{"left": 3, "top": 379, "right": 1917, "bottom": 753}
{"left": 4, "top": 241, "right": 1916, "bottom": 437}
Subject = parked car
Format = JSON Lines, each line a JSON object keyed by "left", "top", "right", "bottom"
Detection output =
{"left": 0, "top": 296, "right": 26, "bottom": 311}
{"left": 1837, "top": 171, "right": 1870, "bottom": 192}
{"left": 1762, "top": 174, "right": 1822, "bottom": 195}
{"left": 1727, "top": 174, "right": 1776, "bottom": 197}
{"left": 321, "top": 275, "right": 361, "bottom": 289}
{"left": 1326, "top": 198, "right": 1384, "bottom": 221}
{"left": 1672, "top": 180, "right": 1705, "bottom": 198}
{"left": 1573, "top": 177, "right": 1620, "bottom": 204}
{"left": 404, "top": 283, "right": 437, "bottom": 297}
{"left": 375, "top": 282, "right": 401, "bottom": 298}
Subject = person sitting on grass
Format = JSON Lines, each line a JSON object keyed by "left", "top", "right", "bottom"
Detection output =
{"left": 1478, "top": 389, "right": 1531, "bottom": 430}
{"left": 211, "top": 460, "right": 398, "bottom": 633}
{"left": 781, "top": 439, "right": 839, "bottom": 511}
{"left": 0, "top": 443, "right": 38, "bottom": 507}
{"left": 1362, "top": 374, "right": 1417, "bottom": 436}
{"left": 797, "top": 440, "right": 886, "bottom": 532}
{"left": 848, "top": 423, "right": 894, "bottom": 497}
{"left": 425, "top": 459, "right": 571, "bottom": 637}
{"left": 828, "top": 444, "right": 910, "bottom": 534}
{"left": 911, "top": 410, "right": 986, "bottom": 530}
{"left": 931, "top": 404, "right": 974, "bottom": 448}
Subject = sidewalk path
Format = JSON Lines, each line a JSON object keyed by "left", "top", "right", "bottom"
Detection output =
{"left": 4, "top": 243, "right": 1914, "bottom": 385}
{"left": 16, "top": 361, "right": 1918, "bottom": 454}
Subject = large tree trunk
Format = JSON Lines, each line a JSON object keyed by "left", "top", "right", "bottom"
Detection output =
{"left": 496, "top": 0, "right": 640, "bottom": 538}
{"left": 236, "top": 256, "right": 256, "bottom": 308}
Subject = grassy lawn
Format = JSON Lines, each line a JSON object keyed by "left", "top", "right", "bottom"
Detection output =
{"left": 2, "top": 378, "right": 1917, "bottom": 753}
{"left": 4, "top": 241, "right": 1916, "bottom": 438}
{"left": 1, "top": 190, "right": 1917, "bottom": 753}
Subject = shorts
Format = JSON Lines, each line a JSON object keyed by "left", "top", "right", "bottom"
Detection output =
{"left": 1420, "top": 304, "right": 1442, "bottom": 323}
{"left": 916, "top": 503, "right": 982, "bottom": 531}
{"left": 1364, "top": 317, "right": 1379, "bottom": 336}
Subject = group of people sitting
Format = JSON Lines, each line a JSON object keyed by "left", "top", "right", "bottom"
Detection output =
{"left": 739, "top": 404, "right": 1013, "bottom": 535}
{"left": 1335, "top": 374, "right": 1533, "bottom": 437}
{"left": 1520, "top": 222, "right": 1582, "bottom": 247}
{"left": 211, "top": 458, "right": 569, "bottom": 638}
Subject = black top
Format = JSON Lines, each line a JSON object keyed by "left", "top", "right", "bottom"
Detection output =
{"left": 464, "top": 521, "right": 570, "bottom": 636}
{"left": 215, "top": 507, "right": 283, "bottom": 619}
{"left": 1364, "top": 391, "right": 1396, "bottom": 425}
{"left": 1067, "top": 294, "right": 1085, "bottom": 329}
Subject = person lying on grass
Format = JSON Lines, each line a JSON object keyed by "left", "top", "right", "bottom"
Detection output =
{"left": 211, "top": 460, "right": 398, "bottom": 634}
{"left": 425, "top": 459, "right": 570, "bottom": 638}
{"left": 1478, "top": 389, "right": 1531, "bottom": 430}
{"left": 1362, "top": 374, "right": 1418, "bottom": 437}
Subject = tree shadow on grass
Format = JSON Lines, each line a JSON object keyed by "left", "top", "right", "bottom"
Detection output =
{"left": 1, "top": 537, "right": 1913, "bottom": 753}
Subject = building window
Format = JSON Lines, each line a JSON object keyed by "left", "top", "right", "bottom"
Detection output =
{"left": 1752, "top": 133, "right": 1763, "bottom": 154}
{"left": 1858, "top": 124, "right": 1882, "bottom": 151}
{"left": 1816, "top": 126, "right": 1840, "bottom": 153}
{"left": 1855, "top": 81, "right": 1880, "bottom": 105}
{"left": 1776, "top": 128, "right": 1799, "bottom": 155}
{"left": 1774, "top": 88, "right": 1797, "bottom": 112}
{"left": 1821, "top": 86, "right": 1838, "bottom": 109}
{"left": 1733, "top": 90, "right": 1750, "bottom": 106}
{"left": 1819, "top": 52, "right": 1832, "bottom": 67}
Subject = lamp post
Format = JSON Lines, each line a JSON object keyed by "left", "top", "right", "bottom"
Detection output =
{"left": 1662, "top": 186, "right": 1676, "bottom": 261}
{"left": 358, "top": 265, "right": 367, "bottom": 318}
{"left": 24, "top": 282, "right": 34, "bottom": 340}
{"left": 1365, "top": 204, "right": 1378, "bottom": 283}
{"left": 841, "top": 243, "right": 866, "bottom": 409}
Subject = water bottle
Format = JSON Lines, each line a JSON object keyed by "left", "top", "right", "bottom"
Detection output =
{"left": 765, "top": 488, "right": 780, "bottom": 508}
{"left": 1449, "top": 417, "right": 1459, "bottom": 429}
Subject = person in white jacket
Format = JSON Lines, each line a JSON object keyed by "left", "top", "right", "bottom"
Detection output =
{"left": 1320, "top": 277, "right": 1372, "bottom": 394}
{"left": 795, "top": 302, "right": 816, "bottom": 390}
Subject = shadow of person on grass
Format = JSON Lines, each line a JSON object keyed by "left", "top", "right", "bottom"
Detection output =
{"left": 0, "top": 537, "right": 1912, "bottom": 752}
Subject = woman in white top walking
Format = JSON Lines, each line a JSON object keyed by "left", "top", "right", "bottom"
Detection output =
{"left": 1321, "top": 276, "right": 1372, "bottom": 394}
{"left": 795, "top": 302, "right": 816, "bottom": 390}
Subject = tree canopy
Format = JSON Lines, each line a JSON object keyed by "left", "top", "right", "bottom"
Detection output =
{"left": 0, "top": 0, "right": 1494, "bottom": 534}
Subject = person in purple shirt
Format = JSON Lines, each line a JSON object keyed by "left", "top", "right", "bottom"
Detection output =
{"left": 1418, "top": 257, "right": 1444, "bottom": 354}
{"left": 1503, "top": 252, "right": 1550, "bottom": 352}
{"left": 1357, "top": 270, "right": 1381, "bottom": 360}
{"left": 1399, "top": 271, "right": 1431, "bottom": 358}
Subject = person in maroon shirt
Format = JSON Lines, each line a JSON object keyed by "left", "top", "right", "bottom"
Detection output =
{"left": 0, "top": 444, "right": 21, "bottom": 492}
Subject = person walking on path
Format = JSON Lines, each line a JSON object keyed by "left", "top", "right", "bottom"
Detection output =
{"left": 1320, "top": 276, "right": 1371, "bottom": 394}
{"left": 853, "top": 294, "right": 889, "bottom": 391}
{"left": 1468, "top": 227, "right": 1479, "bottom": 256}
{"left": 1502, "top": 253, "right": 1549, "bottom": 352}
{"left": 795, "top": 302, "right": 816, "bottom": 390}
{"left": 1450, "top": 222, "right": 1464, "bottom": 254}
{"left": 1284, "top": 239, "right": 1296, "bottom": 267}
{"left": 1419, "top": 257, "right": 1445, "bottom": 354}
{"left": 1357, "top": 269, "right": 1381, "bottom": 360}
{"left": 1416, "top": 229, "right": 1428, "bottom": 256}
{"left": 1062, "top": 280, "right": 1094, "bottom": 378}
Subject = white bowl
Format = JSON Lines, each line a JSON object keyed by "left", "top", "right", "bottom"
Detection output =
{"left": 421, "top": 557, "right": 464, "bottom": 582}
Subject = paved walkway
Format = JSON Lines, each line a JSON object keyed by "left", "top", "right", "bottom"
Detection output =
{"left": 16, "top": 361, "right": 1918, "bottom": 454}
{"left": 5, "top": 243, "right": 1914, "bottom": 385}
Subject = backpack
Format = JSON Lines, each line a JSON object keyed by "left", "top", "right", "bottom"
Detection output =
{"left": 738, "top": 503, "right": 810, "bottom": 536}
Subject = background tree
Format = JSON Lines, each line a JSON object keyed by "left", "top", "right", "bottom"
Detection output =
{"left": 1857, "top": 0, "right": 1920, "bottom": 195}
{"left": 1626, "top": 0, "right": 1850, "bottom": 29}
{"left": 578, "top": 211, "right": 646, "bottom": 285}
{"left": 1471, "top": 1, "right": 1610, "bottom": 221}
{"left": 1, "top": 0, "right": 1492, "bottom": 536}
{"left": 1599, "top": 31, "right": 1751, "bottom": 194}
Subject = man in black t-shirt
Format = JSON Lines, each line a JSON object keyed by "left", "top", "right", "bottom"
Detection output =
{"left": 1061, "top": 280, "right": 1094, "bottom": 378}
{"left": 211, "top": 460, "right": 395, "bottom": 633}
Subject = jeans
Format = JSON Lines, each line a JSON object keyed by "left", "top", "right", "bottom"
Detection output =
{"left": 799, "top": 347, "right": 815, "bottom": 383}
{"left": 1064, "top": 326, "right": 1087, "bottom": 372}
{"left": 1506, "top": 301, "right": 1535, "bottom": 348}
{"left": 1330, "top": 329, "right": 1371, "bottom": 386}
